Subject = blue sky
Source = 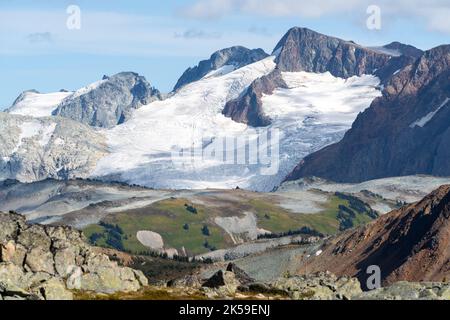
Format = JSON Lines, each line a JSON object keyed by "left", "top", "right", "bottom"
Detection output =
{"left": 1, "top": 0, "right": 450, "bottom": 108}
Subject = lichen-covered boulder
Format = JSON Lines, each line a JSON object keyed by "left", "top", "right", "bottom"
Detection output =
{"left": 0, "top": 212, "right": 149, "bottom": 300}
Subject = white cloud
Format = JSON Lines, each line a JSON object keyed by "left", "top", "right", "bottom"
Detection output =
{"left": 26, "top": 32, "right": 53, "bottom": 43}
{"left": 180, "top": 0, "right": 450, "bottom": 33}
{"left": 174, "top": 29, "right": 222, "bottom": 39}
{"left": 179, "top": 0, "right": 364, "bottom": 19}
{"left": 179, "top": 0, "right": 235, "bottom": 19}
{"left": 0, "top": 9, "right": 278, "bottom": 57}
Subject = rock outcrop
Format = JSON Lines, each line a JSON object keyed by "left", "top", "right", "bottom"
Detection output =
{"left": 174, "top": 265, "right": 450, "bottom": 300}
{"left": 297, "top": 185, "right": 450, "bottom": 287}
{"left": 53, "top": 72, "right": 161, "bottom": 128}
{"left": 222, "top": 70, "right": 287, "bottom": 127}
{"left": 0, "top": 113, "right": 108, "bottom": 183}
{"left": 287, "top": 45, "right": 450, "bottom": 182}
{"left": 0, "top": 212, "right": 147, "bottom": 300}
{"left": 173, "top": 46, "right": 268, "bottom": 91}
{"left": 381, "top": 42, "right": 424, "bottom": 58}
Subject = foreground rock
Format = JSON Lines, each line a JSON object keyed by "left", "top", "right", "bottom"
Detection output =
{"left": 0, "top": 212, "right": 147, "bottom": 300}
{"left": 181, "top": 265, "right": 449, "bottom": 300}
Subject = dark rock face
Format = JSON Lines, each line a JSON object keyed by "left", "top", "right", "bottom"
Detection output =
{"left": 223, "top": 70, "right": 287, "bottom": 127}
{"left": 274, "top": 27, "right": 391, "bottom": 77}
{"left": 287, "top": 45, "right": 450, "bottom": 183}
{"left": 53, "top": 72, "right": 161, "bottom": 128}
{"left": 382, "top": 42, "right": 424, "bottom": 58}
{"left": 298, "top": 185, "right": 450, "bottom": 287}
{"left": 374, "top": 55, "right": 417, "bottom": 85}
{"left": 174, "top": 46, "right": 269, "bottom": 91}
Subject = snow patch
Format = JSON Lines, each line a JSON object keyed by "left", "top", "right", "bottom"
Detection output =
{"left": 10, "top": 120, "right": 57, "bottom": 154}
{"left": 8, "top": 92, "right": 73, "bottom": 117}
{"left": 368, "top": 46, "right": 402, "bottom": 57}
{"left": 203, "top": 65, "right": 236, "bottom": 79}
{"left": 38, "top": 123, "right": 57, "bottom": 147}
{"left": 215, "top": 212, "right": 270, "bottom": 244}
{"left": 69, "top": 80, "right": 106, "bottom": 99}
{"left": 410, "top": 98, "right": 450, "bottom": 128}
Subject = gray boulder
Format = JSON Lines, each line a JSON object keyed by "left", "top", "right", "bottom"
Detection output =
{"left": 0, "top": 212, "right": 148, "bottom": 300}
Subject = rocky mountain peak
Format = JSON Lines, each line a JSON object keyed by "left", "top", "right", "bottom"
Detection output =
{"left": 382, "top": 41, "right": 424, "bottom": 58}
{"left": 273, "top": 27, "right": 391, "bottom": 78}
{"left": 52, "top": 72, "right": 162, "bottom": 128}
{"left": 10, "top": 90, "right": 40, "bottom": 107}
{"left": 173, "top": 46, "right": 269, "bottom": 91}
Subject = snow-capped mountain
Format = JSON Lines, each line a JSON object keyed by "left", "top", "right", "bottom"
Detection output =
{"left": 0, "top": 27, "right": 430, "bottom": 191}
{"left": 223, "top": 27, "right": 394, "bottom": 127}
{"left": 287, "top": 45, "right": 450, "bottom": 183}
{"left": 6, "top": 72, "right": 161, "bottom": 129}
{"left": 52, "top": 72, "right": 161, "bottom": 128}
{"left": 7, "top": 90, "right": 73, "bottom": 117}
{"left": 173, "top": 46, "right": 269, "bottom": 91}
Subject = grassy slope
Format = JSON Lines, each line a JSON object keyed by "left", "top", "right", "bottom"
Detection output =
{"left": 84, "top": 193, "right": 375, "bottom": 255}
{"left": 84, "top": 198, "right": 233, "bottom": 255}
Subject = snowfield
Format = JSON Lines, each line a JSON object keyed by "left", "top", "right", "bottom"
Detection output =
{"left": 7, "top": 91, "right": 73, "bottom": 117}
{"left": 91, "top": 58, "right": 381, "bottom": 191}
{"left": 410, "top": 97, "right": 450, "bottom": 128}
{"left": 280, "top": 175, "right": 450, "bottom": 204}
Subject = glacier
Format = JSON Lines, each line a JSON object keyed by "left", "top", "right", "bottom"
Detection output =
{"left": 92, "top": 57, "right": 381, "bottom": 191}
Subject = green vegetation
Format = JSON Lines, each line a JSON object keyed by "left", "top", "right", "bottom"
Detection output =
{"left": 248, "top": 193, "right": 377, "bottom": 235}
{"left": 84, "top": 198, "right": 233, "bottom": 255}
{"left": 84, "top": 191, "right": 379, "bottom": 256}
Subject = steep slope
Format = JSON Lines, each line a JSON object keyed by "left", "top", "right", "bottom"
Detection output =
{"left": 274, "top": 27, "right": 391, "bottom": 77}
{"left": 52, "top": 72, "right": 161, "bottom": 128}
{"left": 223, "top": 27, "right": 392, "bottom": 127}
{"left": 223, "top": 70, "right": 287, "bottom": 127}
{"left": 7, "top": 90, "right": 73, "bottom": 117}
{"left": 287, "top": 45, "right": 450, "bottom": 183}
{"left": 298, "top": 185, "right": 450, "bottom": 286}
{"left": 0, "top": 112, "right": 107, "bottom": 182}
{"left": 173, "top": 46, "right": 269, "bottom": 91}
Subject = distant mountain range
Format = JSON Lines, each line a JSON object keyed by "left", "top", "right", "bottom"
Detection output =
{"left": 1, "top": 27, "right": 449, "bottom": 191}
